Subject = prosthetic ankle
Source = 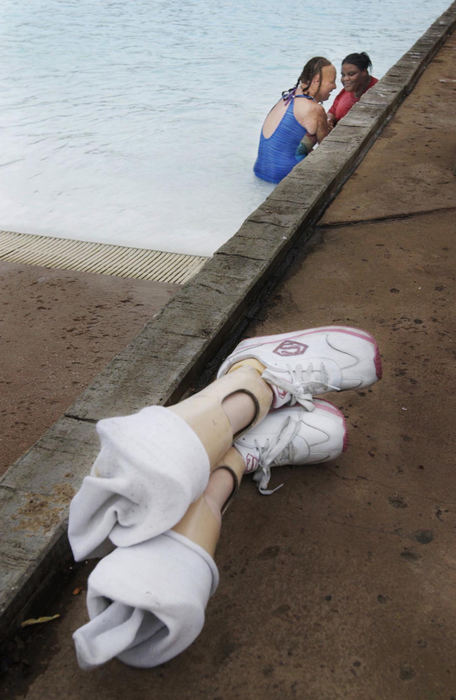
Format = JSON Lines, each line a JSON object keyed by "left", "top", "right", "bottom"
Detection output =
{"left": 68, "top": 368, "right": 271, "bottom": 560}
{"left": 73, "top": 451, "right": 244, "bottom": 669}
{"left": 173, "top": 447, "right": 246, "bottom": 556}
{"left": 169, "top": 365, "right": 272, "bottom": 468}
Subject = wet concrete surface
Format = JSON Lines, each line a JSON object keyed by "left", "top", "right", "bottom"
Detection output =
{"left": 0, "top": 263, "right": 177, "bottom": 475}
{"left": 1, "top": 32, "right": 456, "bottom": 700}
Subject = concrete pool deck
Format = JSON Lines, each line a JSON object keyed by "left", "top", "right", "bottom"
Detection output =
{"left": 0, "top": 263, "right": 178, "bottom": 477}
{"left": 1, "top": 3, "right": 456, "bottom": 697}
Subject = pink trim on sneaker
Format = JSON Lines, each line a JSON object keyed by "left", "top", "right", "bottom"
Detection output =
{"left": 236, "top": 326, "right": 377, "bottom": 352}
{"left": 313, "top": 400, "right": 342, "bottom": 417}
{"left": 343, "top": 429, "right": 349, "bottom": 453}
{"left": 314, "top": 399, "right": 348, "bottom": 452}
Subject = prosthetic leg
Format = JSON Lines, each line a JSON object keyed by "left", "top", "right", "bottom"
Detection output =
{"left": 73, "top": 448, "right": 245, "bottom": 670}
{"left": 71, "top": 325, "right": 382, "bottom": 670}
{"left": 68, "top": 367, "right": 271, "bottom": 560}
{"left": 172, "top": 446, "right": 245, "bottom": 556}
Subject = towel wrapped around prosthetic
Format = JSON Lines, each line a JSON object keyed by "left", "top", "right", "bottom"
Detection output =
{"left": 68, "top": 407, "right": 211, "bottom": 561}
{"left": 73, "top": 531, "right": 219, "bottom": 669}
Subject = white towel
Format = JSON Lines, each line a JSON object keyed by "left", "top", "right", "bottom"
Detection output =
{"left": 68, "top": 406, "right": 210, "bottom": 560}
{"left": 73, "top": 531, "right": 219, "bottom": 669}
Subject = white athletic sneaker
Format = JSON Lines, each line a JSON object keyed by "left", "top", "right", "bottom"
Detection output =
{"left": 234, "top": 399, "right": 347, "bottom": 494}
{"left": 217, "top": 326, "right": 382, "bottom": 410}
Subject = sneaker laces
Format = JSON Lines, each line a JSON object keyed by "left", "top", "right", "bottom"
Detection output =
{"left": 262, "top": 362, "right": 340, "bottom": 410}
{"left": 252, "top": 415, "right": 300, "bottom": 495}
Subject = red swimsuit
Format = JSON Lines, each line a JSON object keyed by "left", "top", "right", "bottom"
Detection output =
{"left": 328, "top": 76, "right": 378, "bottom": 123}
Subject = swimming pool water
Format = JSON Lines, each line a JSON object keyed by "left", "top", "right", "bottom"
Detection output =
{"left": 0, "top": 0, "right": 451, "bottom": 256}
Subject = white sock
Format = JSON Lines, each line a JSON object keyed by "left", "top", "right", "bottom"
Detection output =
{"left": 68, "top": 407, "right": 210, "bottom": 560}
{"left": 73, "top": 531, "right": 218, "bottom": 669}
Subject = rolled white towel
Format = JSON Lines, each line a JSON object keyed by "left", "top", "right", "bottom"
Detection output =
{"left": 68, "top": 407, "right": 210, "bottom": 560}
{"left": 73, "top": 531, "right": 219, "bottom": 669}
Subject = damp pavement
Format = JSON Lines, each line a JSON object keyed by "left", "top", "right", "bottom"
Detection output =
{"left": 0, "top": 264, "right": 178, "bottom": 477}
{"left": 1, "top": 9, "right": 456, "bottom": 700}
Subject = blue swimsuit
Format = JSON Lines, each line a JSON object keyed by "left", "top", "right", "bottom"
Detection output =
{"left": 254, "top": 95, "right": 314, "bottom": 184}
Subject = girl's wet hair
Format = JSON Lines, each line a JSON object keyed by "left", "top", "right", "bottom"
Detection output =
{"left": 282, "top": 56, "right": 332, "bottom": 102}
{"left": 342, "top": 52, "right": 372, "bottom": 71}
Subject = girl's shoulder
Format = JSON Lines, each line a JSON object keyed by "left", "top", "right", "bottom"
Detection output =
{"left": 293, "top": 97, "right": 325, "bottom": 133}
{"left": 294, "top": 96, "right": 324, "bottom": 113}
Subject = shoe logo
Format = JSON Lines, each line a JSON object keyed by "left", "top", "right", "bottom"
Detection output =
{"left": 273, "top": 340, "right": 308, "bottom": 356}
{"left": 245, "top": 453, "right": 258, "bottom": 473}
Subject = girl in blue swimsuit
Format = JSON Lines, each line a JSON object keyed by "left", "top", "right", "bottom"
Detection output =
{"left": 254, "top": 57, "right": 337, "bottom": 184}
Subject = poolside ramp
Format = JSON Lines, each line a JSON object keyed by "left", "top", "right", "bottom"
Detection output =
{"left": 0, "top": 230, "right": 208, "bottom": 284}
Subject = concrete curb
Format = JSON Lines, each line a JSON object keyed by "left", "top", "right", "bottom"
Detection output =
{"left": 1, "top": 3, "right": 455, "bottom": 642}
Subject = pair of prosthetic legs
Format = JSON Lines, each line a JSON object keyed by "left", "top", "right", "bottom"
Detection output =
{"left": 69, "top": 326, "right": 382, "bottom": 669}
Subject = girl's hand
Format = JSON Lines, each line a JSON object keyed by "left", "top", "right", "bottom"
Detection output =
{"left": 327, "top": 113, "right": 336, "bottom": 131}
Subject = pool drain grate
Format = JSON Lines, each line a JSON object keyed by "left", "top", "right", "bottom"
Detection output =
{"left": 0, "top": 230, "right": 208, "bottom": 284}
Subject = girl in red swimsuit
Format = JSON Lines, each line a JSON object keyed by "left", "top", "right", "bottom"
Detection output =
{"left": 327, "top": 52, "right": 378, "bottom": 128}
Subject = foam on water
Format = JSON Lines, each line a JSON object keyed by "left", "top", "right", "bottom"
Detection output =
{"left": 0, "top": 0, "right": 451, "bottom": 255}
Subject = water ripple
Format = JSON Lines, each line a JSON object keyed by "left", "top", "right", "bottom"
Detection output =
{"left": 0, "top": 0, "right": 450, "bottom": 254}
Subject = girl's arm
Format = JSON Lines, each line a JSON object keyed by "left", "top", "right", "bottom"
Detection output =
{"left": 315, "top": 105, "right": 330, "bottom": 143}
